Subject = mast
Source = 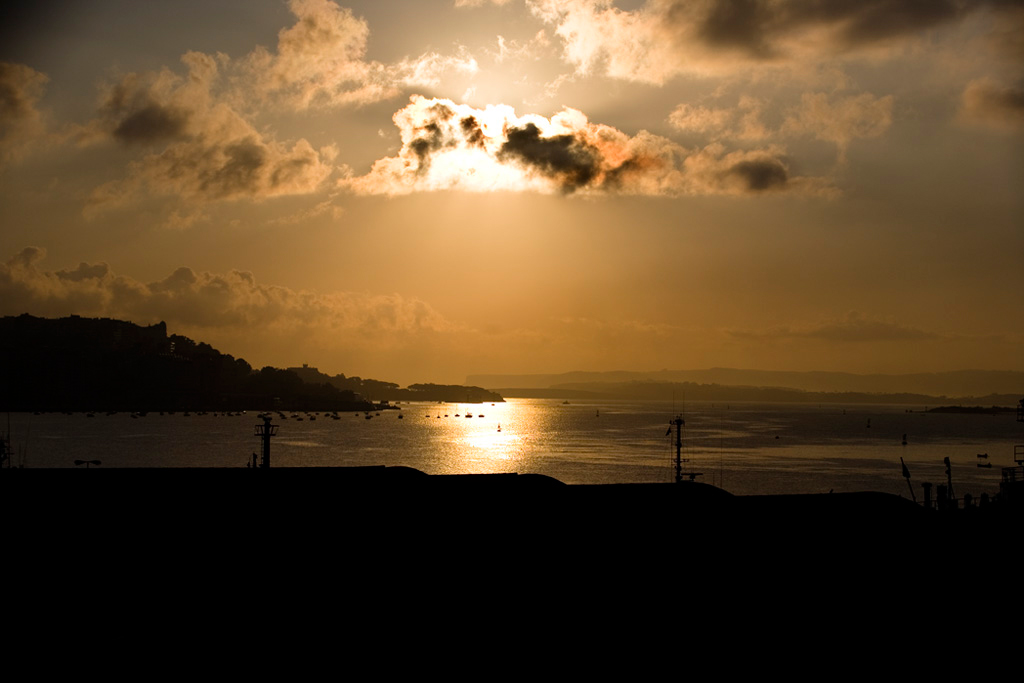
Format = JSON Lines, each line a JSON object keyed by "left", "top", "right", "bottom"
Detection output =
{"left": 255, "top": 415, "right": 278, "bottom": 468}
{"left": 670, "top": 415, "right": 701, "bottom": 483}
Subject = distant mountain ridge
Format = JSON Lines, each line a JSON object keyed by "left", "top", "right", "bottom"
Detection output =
{"left": 496, "top": 382, "right": 1018, "bottom": 407}
{"left": 467, "top": 368, "right": 1024, "bottom": 398}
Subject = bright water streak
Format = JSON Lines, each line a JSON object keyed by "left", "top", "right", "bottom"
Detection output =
{"left": 5, "top": 399, "right": 1021, "bottom": 497}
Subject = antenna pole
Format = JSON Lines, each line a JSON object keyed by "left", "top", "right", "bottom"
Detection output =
{"left": 255, "top": 415, "right": 278, "bottom": 468}
{"left": 670, "top": 414, "right": 702, "bottom": 483}
{"left": 671, "top": 415, "right": 684, "bottom": 484}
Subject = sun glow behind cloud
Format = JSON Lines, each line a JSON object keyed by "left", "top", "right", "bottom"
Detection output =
{"left": 0, "top": 0, "right": 1022, "bottom": 384}
{"left": 344, "top": 95, "right": 833, "bottom": 196}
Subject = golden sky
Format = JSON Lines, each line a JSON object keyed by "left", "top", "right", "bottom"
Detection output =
{"left": 2, "top": 0, "right": 1022, "bottom": 384}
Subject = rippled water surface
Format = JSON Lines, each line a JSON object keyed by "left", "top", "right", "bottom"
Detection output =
{"left": 6, "top": 399, "right": 1021, "bottom": 496}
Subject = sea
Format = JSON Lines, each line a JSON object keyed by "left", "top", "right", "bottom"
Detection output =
{"left": 4, "top": 399, "right": 1022, "bottom": 498}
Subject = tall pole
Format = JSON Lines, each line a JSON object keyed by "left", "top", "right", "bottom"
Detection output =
{"left": 943, "top": 456, "right": 954, "bottom": 504}
{"left": 669, "top": 414, "right": 702, "bottom": 483}
{"left": 255, "top": 415, "right": 278, "bottom": 469}
{"left": 672, "top": 415, "right": 684, "bottom": 484}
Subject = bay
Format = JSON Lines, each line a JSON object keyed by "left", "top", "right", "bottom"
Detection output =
{"left": 5, "top": 399, "right": 1021, "bottom": 498}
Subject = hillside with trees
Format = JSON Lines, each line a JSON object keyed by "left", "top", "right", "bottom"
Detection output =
{"left": 0, "top": 314, "right": 373, "bottom": 412}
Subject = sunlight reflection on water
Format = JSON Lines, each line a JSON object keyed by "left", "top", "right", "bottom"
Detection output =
{"left": 5, "top": 399, "right": 1020, "bottom": 496}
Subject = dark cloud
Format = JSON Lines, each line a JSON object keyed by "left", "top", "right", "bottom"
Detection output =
{"left": 961, "top": 79, "right": 1024, "bottom": 128}
{"left": 982, "top": 83, "right": 1024, "bottom": 111}
{"left": 98, "top": 72, "right": 192, "bottom": 146}
{"left": 827, "top": 0, "right": 965, "bottom": 46}
{"left": 725, "top": 158, "right": 789, "bottom": 191}
{"left": 499, "top": 122, "right": 598, "bottom": 192}
{"left": 460, "top": 116, "right": 486, "bottom": 147}
{"left": 691, "top": 0, "right": 995, "bottom": 54}
{"left": 410, "top": 123, "right": 445, "bottom": 168}
{"left": 697, "top": 0, "right": 776, "bottom": 57}
{"left": 198, "top": 139, "right": 267, "bottom": 198}
{"left": 112, "top": 103, "right": 189, "bottom": 145}
{"left": 407, "top": 102, "right": 461, "bottom": 171}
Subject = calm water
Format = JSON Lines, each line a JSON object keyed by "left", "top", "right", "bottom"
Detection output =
{"left": 5, "top": 399, "right": 1022, "bottom": 497}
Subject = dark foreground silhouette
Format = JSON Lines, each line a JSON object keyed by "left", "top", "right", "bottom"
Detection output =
{"left": 10, "top": 464, "right": 1021, "bottom": 618}
{"left": 10, "top": 465, "right": 1017, "bottom": 541}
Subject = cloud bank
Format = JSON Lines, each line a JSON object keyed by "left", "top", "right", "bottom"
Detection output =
{"left": 86, "top": 52, "right": 337, "bottom": 212}
{"left": 346, "top": 95, "right": 830, "bottom": 196}
{"left": 0, "top": 247, "right": 454, "bottom": 342}
{"left": 60, "top": 0, "right": 478, "bottom": 213}
{"left": 526, "top": 0, "right": 1024, "bottom": 84}
{"left": 0, "top": 61, "right": 48, "bottom": 164}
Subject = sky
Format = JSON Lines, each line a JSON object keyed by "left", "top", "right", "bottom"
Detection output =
{"left": 1, "top": 0, "right": 1022, "bottom": 386}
